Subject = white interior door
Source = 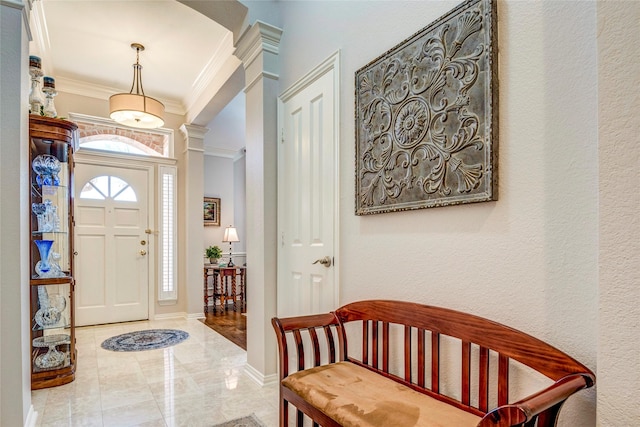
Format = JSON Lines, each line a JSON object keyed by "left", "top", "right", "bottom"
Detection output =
{"left": 277, "top": 53, "right": 340, "bottom": 317}
{"left": 74, "top": 163, "right": 150, "bottom": 326}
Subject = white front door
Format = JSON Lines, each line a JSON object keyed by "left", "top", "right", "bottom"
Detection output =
{"left": 277, "top": 53, "right": 340, "bottom": 317}
{"left": 74, "top": 162, "right": 150, "bottom": 326}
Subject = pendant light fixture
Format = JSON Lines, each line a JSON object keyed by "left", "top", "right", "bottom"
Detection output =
{"left": 109, "top": 43, "right": 165, "bottom": 129}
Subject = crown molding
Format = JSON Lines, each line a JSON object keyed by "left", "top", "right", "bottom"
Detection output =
{"left": 56, "top": 76, "right": 185, "bottom": 115}
{"left": 1, "top": 0, "right": 25, "bottom": 10}
{"left": 29, "top": 0, "right": 53, "bottom": 74}
{"left": 234, "top": 147, "right": 246, "bottom": 161}
{"left": 186, "top": 31, "right": 236, "bottom": 109}
{"left": 204, "top": 146, "right": 245, "bottom": 159}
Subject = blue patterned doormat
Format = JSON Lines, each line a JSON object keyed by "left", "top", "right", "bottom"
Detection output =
{"left": 212, "top": 414, "right": 265, "bottom": 427}
{"left": 101, "top": 329, "right": 189, "bottom": 352}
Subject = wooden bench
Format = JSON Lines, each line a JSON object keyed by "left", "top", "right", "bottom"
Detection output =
{"left": 272, "top": 300, "right": 595, "bottom": 427}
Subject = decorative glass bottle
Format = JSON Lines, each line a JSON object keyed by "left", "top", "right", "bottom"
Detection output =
{"left": 42, "top": 76, "right": 58, "bottom": 118}
{"left": 29, "top": 56, "right": 44, "bottom": 115}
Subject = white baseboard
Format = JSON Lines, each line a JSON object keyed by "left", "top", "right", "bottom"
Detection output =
{"left": 244, "top": 363, "right": 278, "bottom": 387}
{"left": 153, "top": 311, "right": 187, "bottom": 320}
{"left": 186, "top": 312, "right": 205, "bottom": 320}
{"left": 24, "top": 405, "right": 38, "bottom": 427}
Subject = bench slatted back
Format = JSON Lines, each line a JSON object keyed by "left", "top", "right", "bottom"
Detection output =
{"left": 335, "top": 300, "right": 594, "bottom": 417}
{"left": 272, "top": 301, "right": 595, "bottom": 426}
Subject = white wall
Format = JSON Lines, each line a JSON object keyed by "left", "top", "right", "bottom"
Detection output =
{"left": 597, "top": 1, "right": 640, "bottom": 425}
{"left": 203, "top": 155, "right": 236, "bottom": 255}
{"left": 203, "top": 89, "right": 247, "bottom": 263}
{"left": 269, "top": 0, "right": 599, "bottom": 424}
{"left": 204, "top": 91, "right": 246, "bottom": 152}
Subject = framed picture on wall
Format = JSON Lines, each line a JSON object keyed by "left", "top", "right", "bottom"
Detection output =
{"left": 204, "top": 197, "right": 220, "bottom": 226}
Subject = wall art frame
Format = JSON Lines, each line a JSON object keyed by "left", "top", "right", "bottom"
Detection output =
{"left": 203, "top": 197, "right": 220, "bottom": 226}
{"left": 355, "top": 0, "right": 498, "bottom": 215}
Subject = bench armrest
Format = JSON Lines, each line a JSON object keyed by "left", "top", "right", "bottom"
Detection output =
{"left": 272, "top": 313, "right": 341, "bottom": 380}
{"left": 478, "top": 373, "right": 594, "bottom": 426}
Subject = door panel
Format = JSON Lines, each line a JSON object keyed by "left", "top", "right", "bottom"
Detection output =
{"left": 113, "top": 208, "right": 139, "bottom": 227}
{"left": 278, "top": 54, "right": 339, "bottom": 318}
{"left": 74, "top": 163, "right": 149, "bottom": 326}
{"left": 76, "top": 234, "right": 106, "bottom": 307}
{"left": 113, "top": 234, "right": 140, "bottom": 304}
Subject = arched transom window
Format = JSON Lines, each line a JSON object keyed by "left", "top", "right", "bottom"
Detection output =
{"left": 71, "top": 117, "right": 172, "bottom": 157}
{"left": 80, "top": 175, "right": 137, "bottom": 202}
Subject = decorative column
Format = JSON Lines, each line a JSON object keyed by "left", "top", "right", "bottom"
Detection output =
{"left": 235, "top": 20, "right": 283, "bottom": 385}
{"left": 1, "top": 0, "right": 32, "bottom": 425}
{"left": 179, "top": 124, "right": 208, "bottom": 317}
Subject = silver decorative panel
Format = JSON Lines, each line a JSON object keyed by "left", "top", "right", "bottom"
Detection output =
{"left": 355, "top": 0, "right": 498, "bottom": 215}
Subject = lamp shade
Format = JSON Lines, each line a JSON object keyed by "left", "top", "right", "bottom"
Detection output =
{"left": 109, "top": 93, "right": 164, "bottom": 129}
{"left": 222, "top": 226, "right": 239, "bottom": 243}
{"left": 109, "top": 43, "right": 165, "bottom": 129}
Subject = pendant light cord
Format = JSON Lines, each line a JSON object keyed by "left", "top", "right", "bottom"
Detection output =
{"left": 129, "top": 45, "right": 145, "bottom": 96}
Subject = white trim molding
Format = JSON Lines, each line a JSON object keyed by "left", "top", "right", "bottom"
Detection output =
{"left": 24, "top": 405, "right": 38, "bottom": 427}
{"left": 244, "top": 363, "right": 279, "bottom": 387}
{"left": 153, "top": 311, "right": 188, "bottom": 320}
{"left": 0, "top": 0, "right": 26, "bottom": 9}
{"left": 59, "top": 78, "right": 186, "bottom": 115}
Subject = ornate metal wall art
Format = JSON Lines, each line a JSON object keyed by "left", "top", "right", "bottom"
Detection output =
{"left": 355, "top": 0, "right": 498, "bottom": 215}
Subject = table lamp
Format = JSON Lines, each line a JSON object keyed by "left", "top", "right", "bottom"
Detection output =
{"left": 222, "top": 225, "right": 240, "bottom": 267}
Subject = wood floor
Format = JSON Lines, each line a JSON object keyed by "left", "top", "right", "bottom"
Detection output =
{"left": 200, "top": 308, "right": 247, "bottom": 350}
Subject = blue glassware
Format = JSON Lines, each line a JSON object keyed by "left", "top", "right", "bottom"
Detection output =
{"left": 32, "top": 155, "right": 61, "bottom": 186}
{"left": 34, "top": 240, "right": 54, "bottom": 276}
{"left": 31, "top": 202, "right": 47, "bottom": 216}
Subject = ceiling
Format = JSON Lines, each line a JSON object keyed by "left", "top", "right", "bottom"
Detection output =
{"left": 29, "top": 0, "right": 248, "bottom": 153}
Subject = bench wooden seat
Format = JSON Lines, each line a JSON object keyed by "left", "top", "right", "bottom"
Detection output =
{"left": 272, "top": 300, "right": 595, "bottom": 427}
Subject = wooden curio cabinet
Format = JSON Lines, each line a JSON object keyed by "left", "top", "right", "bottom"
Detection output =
{"left": 29, "top": 116, "right": 77, "bottom": 389}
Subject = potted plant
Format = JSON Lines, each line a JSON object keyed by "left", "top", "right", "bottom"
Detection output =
{"left": 205, "top": 245, "right": 223, "bottom": 264}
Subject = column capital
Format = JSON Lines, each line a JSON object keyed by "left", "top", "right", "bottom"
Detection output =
{"left": 179, "top": 123, "right": 209, "bottom": 152}
{"left": 236, "top": 20, "right": 282, "bottom": 81}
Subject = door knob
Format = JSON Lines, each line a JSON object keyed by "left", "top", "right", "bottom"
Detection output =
{"left": 139, "top": 250, "right": 147, "bottom": 256}
{"left": 312, "top": 256, "right": 332, "bottom": 267}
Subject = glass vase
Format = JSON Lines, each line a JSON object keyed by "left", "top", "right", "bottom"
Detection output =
{"left": 32, "top": 202, "right": 47, "bottom": 232}
{"left": 34, "top": 286, "right": 62, "bottom": 328}
{"left": 34, "top": 240, "right": 54, "bottom": 277}
{"left": 32, "top": 154, "right": 61, "bottom": 186}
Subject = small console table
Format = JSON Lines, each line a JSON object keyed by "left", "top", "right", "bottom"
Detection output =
{"left": 203, "top": 265, "right": 246, "bottom": 314}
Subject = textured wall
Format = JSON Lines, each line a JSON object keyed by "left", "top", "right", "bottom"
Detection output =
{"left": 276, "top": 0, "right": 598, "bottom": 424}
{"left": 597, "top": 1, "right": 640, "bottom": 425}
{"left": 1, "top": 1, "right": 31, "bottom": 424}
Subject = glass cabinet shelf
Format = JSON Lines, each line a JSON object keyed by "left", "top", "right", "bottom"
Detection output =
{"left": 31, "top": 184, "right": 69, "bottom": 191}
{"left": 29, "top": 115, "right": 77, "bottom": 389}
{"left": 32, "top": 323, "right": 71, "bottom": 332}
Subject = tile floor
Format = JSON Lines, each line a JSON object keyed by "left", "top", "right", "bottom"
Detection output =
{"left": 31, "top": 317, "right": 279, "bottom": 427}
